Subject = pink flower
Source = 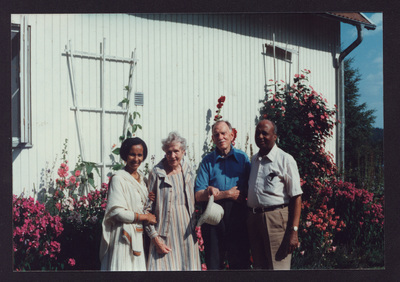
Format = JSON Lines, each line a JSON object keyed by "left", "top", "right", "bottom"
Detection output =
{"left": 57, "top": 168, "right": 69, "bottom": 178}
{"left": 69, "top": 176, "right": 76, "bottom": 184}
{"left": 201, "top": 263, "right": 207, "bottom": 271}
{"left": 308, "top": 112, "right": 314, "bottom": 118}
{"left": 68, "top": 258, "right": 76, "bottom": 266}
{"left": 75, "top": 170, "right": 81, "bottom": 177}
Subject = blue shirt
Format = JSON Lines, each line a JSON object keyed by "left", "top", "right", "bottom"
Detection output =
{"left": 194, "top": 146, "right": 251, "bottom": 194}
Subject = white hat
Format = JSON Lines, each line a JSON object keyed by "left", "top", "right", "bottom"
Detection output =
{"left": 197, "top": 195, "right": 224, "bottom": 226}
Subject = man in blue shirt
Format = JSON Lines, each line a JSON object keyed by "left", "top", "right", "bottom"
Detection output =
{"left": 195, "top": 120, "right": 251, "bottom": 269}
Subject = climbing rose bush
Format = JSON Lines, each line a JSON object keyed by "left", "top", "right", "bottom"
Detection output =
{"left": 261, "top": 70, "right": 384, "bottom": 268}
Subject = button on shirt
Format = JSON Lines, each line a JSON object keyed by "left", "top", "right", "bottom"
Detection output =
{"left": 195, "top": 146, "right": 250, "bottom": 193}
{"left": 247, "top": 144, "right": 303, "bottom": 208}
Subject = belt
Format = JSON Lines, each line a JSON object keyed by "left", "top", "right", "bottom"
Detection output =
{"left": 248, "top": 204, "right": 288, "bottom": 214}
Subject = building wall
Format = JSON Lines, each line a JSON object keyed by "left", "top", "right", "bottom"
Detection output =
{"left": 11, "top": 13, "right": 340, "bottom": 198}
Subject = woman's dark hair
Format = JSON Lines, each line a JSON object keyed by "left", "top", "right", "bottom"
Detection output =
{"left": 120, "top": 137, "right": 148, "bottom": 161}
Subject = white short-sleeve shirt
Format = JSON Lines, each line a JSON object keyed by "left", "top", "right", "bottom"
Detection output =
{"left": 247, "top": 144, "right": 303, "bottom": 208}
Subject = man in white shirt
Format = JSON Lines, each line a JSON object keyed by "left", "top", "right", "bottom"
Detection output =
{"left": 247, "top": 119, "right": 302, "bottom": 269}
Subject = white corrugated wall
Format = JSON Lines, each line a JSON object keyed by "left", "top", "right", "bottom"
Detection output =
{"left": 11, "top": 13, "right": 340, "bottom": 198}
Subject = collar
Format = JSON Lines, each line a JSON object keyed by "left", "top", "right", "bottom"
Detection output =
{"left": 257, "top": 144, "right": 278, "bottom": 162}
{"left": 215, "top": 145, "right": 239, "bottom": 162}
{"left": 152, "top": 158, "right": 192, "bottom": 185}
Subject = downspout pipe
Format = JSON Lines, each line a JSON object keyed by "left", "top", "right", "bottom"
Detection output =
{"left": 334, "top": 23, "right": 363, "bottom": 176}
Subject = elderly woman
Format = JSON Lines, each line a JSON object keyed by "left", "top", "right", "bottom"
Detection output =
{"left": 100, "top": 137, "right": 157, "bottom": 271}
{"left": 145, "top": 132, "right": 201, "bottom": 270}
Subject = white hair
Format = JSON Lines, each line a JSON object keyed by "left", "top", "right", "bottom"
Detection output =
{"left": 161, "top": 131, "right": 187, "bottom": 152}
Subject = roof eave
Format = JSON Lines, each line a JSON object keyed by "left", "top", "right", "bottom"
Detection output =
{"left": 323, "top": 12, "right": 377, "bottom": 30}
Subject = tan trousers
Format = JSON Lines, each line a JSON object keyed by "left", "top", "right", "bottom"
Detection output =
{"left": 247, "top": 206, "right": 291, "bottom": 270}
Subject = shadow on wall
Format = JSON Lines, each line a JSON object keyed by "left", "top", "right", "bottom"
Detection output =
{"left": 201, "top": 109, "right": 213, "bottom": 160}
{"left": 130, "top": 13, "right": 336, "bottom": 53}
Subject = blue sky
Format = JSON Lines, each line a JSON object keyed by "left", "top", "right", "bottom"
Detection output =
{"left": 340, "top": 12, "right": 383, "bottom": 129}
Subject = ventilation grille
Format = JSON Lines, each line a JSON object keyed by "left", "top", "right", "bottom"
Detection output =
{"left": 134, "top": 92, "right": 144, "bottom": 106}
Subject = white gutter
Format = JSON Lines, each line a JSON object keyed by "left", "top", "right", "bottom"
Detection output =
{"left": 334, "top": 24, "right": 363, "bottom": 175}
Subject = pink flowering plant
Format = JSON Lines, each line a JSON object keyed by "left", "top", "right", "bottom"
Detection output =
{"left": 54, "top": 182, "right": 109, "bottom": 270}
{"left": 13, "top": 140, "right": 109, "bottom": 270}
{"left": 12, "top": 194, "right": 67, "bottom": 270}
{"left": 261, "top": 70, "right": 384, "bottom": 268}
{"left": 195, "top": 225, "right": 207, "bottom": 270}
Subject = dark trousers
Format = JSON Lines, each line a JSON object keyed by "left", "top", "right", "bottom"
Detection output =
{"left": 202, "top": 199, "right": 250, "bottom": 270}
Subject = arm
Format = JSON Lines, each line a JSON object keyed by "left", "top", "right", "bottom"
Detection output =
{"left": 194, "top": 156, "right": 243, "bottom": 202}
{"left": 107, "top": 175, "right": 155, "bottom": 224}
{"left": 212, "top": 154, "right": 251, "bottom": 203}
{"left": 286, "top": 194, "right": 302, "bottom": 253}
{"left": 151, "top": 236, "right": 172, "bottom": 254}
{"left": 194, "top": 158, "right": 217, "bottom": 202}
{"left": 214, "top": 152, "right": 250, "bottom": 203}
{"left": 144, "top": 171, "right": 159, "bottom": 238}
{"left": 195, "top": 185, "right": 242, "bottom": 202}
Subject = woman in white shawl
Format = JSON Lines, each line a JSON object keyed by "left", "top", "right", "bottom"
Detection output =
{"left": 100, "top": 137, "right": 157, "bottom": 271}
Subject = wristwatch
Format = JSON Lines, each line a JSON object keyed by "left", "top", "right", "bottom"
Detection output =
{"left": 291, "top": 226, "right": 298, "bottom": 232}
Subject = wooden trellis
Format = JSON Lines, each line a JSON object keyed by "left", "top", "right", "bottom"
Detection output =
{"left": 63, "top": 38, "right": 138, "bottom": 188}
{"left": 262, "top": 33, "right": 299, "bottom": 93}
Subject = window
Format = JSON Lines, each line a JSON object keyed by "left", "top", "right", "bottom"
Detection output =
{"left": 12, "top": 20, "right": 32, "bottom": 148}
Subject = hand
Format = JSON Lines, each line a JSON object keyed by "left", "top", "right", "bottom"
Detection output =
{"left": 152, "top": 236, "right": 171, "bottom": 254}
{"left": 148, "top": 192, "right": 156, "bottom": 202}
{"left": 145, "top": 213, "right": 157, "bottom": 225}
{"left": 287, "top": 230, "right": 299, "bottom": 254}
{"left": 207, "top": 186, "right": 220, "bottom": 198}
{"left": 227, "top": 186, "right": 242, "bottom": 202}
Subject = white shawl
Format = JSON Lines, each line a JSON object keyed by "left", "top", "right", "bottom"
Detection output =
{"left": 99, "top": 169, "right": 148, "bottom": 261}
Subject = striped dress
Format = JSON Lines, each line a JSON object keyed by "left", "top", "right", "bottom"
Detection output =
{"left": 147, "top": 172, "right": 201, "bottom": 271}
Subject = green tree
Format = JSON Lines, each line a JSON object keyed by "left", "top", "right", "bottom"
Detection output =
{"left": 344, "top": 58, "right": 381, "bottom": 191}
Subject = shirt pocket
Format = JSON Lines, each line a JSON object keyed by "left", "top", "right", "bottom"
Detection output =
{"left": 263, "top": 168, "right": 282, "bottom": 193}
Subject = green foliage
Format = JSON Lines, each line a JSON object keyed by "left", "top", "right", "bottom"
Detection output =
{"left": 74, "top": 158, "right": 100, "bottom": 189}
{"left": 111, "top": 108, "right": 143, "bottom": 171}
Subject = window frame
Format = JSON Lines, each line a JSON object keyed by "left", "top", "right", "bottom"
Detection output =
{"left": 11, "top": 18, "right": 32, "bottom": 149}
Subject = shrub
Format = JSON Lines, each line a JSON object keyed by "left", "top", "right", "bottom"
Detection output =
{"left": 54, "top": 182, "right": 109, "bottom": 270}
{"left": 13, "top": 195, "right": 67, "bottom": 270}
{"left": 260, "top": 71, "right": 384, "bottom": 268}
